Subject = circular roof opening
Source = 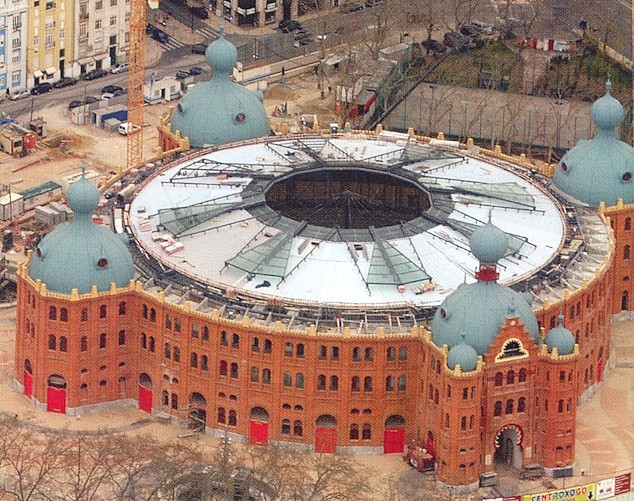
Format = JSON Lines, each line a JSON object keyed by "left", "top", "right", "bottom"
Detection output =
{"left": 265, "top": 167, "right": 431, "bottom": 230}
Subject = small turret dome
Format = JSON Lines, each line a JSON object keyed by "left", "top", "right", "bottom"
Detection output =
{"left": 544, "top": 315, "right": 575, "bottom": 355}
{"left": 28, "top": 165, "right": 134, "bottom": 295}
{"left": 469, "top": 215, "right": 509, "bottom": 264}
{"left": 447, "top": 335, "right": 478, "bottom": 372}
{"left": 591, "top": 79, "right": 624, "bottom": 130}
{"left": 206, "top": 31, "right": 238, "bottom": 73}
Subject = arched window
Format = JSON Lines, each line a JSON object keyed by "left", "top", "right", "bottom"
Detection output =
{"left": 162, "top": 390, "right": 169, "bottom": 406}
{"left": 99, "top": 333, "right": 107, "bottom": 349}
{"left": 228, "top": 410, "right": 237, "bottom": 426}
{"left": 219, "top": 360, "right": 228, "bottom": 376}
{"left": 59, "top": 336, "right": 68, "bottom": 352}
{"left": 220, "top": 331, "right": 228, "bottom": 346}
{"left": 149, "top": 337, "right": 155, "bottom": 352}
{"left": 191, "top": 352, "right": 198, "bottom": 368}
{"left": 518, "top": 397, "right": 526, "bottom": 412}
{"left": 230, "top": 362, "right": 239, "bottom": 378}
{"left": 444, "top": 414, "right": 449, "bottom": 428}
{"left": 506, "top": 399, "right": 514, "bottom": 414}
{"left": 351, "top": 376, "right": 360, "bottom": 392}
{"left": 318, "top": 345, "right": 327, "bottom": 360}
{"left": 364, "top": 376, "right": 373, "bottom": 392}
{"left": 317, "top": 374, "right": 326, "bottom": 390}
{"left": 386, "top": 347, "right": 396, "bottom": 361}
{"left": 150, "top": 308, "right": 156, "bottom": 322}
{"left": 519, "top": 368, "right": 527, "bottom": 382}
{"left": 434, "top": 389, "right": 439, "bottom": 404}
{"left": 385, "top": 376, "right": 394, "bottom": 392}
{"left": 283, "top": 372, "right": 292, "bottom": 387}
{"left": 231, "top": 333, "right": 240, "bottom": 349}
{"left": 60, "top": 308, "right": 68, "bottom": 322}
{"left": 218, "top": 407, "right": 226, "bottom": 423}
{"left": 352, "top": 347, "right": 361, "bottom": 362}
{"left": 625, "top": 217, "right": 632, "bottom": 230}
{"left": 164, "top": 343, "right": 171, "bottom": 359}
{"left": 201, "top": 355, "right": 208, "bottom": 371}
{"left": 507, "top": 370, "right": 515, "bottom": 384}
{"left": 284, "top": 342, "right": 293, "bottom": 357}
{"left": 202, "top": 326, "right": 209, "bottom": 341}
{"left": 295, "top": 372, "right": 304, "bottom": 389}
{"left": 251, "top": 366, "right": 259, "bottom": 382}
{"left": 81, "top": 308, "right": 88, "bottom": 321}
{"left": 362, "top": 423, "right": 372, "bottom": 440}
{"left": 330, "top": 375, "right": 339, "bottom": 391}
{"left": 495, "top": 372, "right": 503, "bottom": 386}
{"left": 364, "top": 347, "right": 374, "bottom": 361}
{"left": 399, "top": 347, "right": 408, "bottom": 360}
{"left": 281, "top": 419, "right": 291, "bottom": 435}
{"left": 99, "top": 305, "right": 107, "bottom": 319}
{"left": 494, "top": 401, "right": 502, "bottom": 416}
{"left": 173, "top": 347, "right": 180, "bottom": 363}
{"left": 118, "top": 330, "right": 126, "bottom": 346}
{"left": 49, "top": 306, "right": 57, "bottom": 320}
{"left": 558, "top": 399, "right": 564, "bottom": 413}
{"left": 118, "top": 301, "right": 126, "bottom": 315}
{"left": 142, "top": 304, "right": 148, "bottom": 319}
{"left": 251, "top": 337, "right": 260, "bottom": 352}
{"left": 293, "top": 420, "right": 303, "bottom": 436}
{"left": 398, "top": 375, "right": 407, "bottom": 391}
{"left": 262, "top": 369, "right": 271, "bottom": 384}
{"left": 624, "top": 245, "right": 631, "bottom": 260}
{"left": 331, "top": 346, "right": 340, "bottom": 360}
{"left": 462, "top": 387, "right": 468, "bottom": 399}
{"left": 296, "top": 343, "right": 305, "bottom": 358}
{"left": 461, "top": 416, "right": 467, "bottom": 430}
{"left": 165, "top": 314, "right": 172, "bottom": 329}
{"left": 174, "top": 318, "right": 181, "bottom": 333}
{"left": 349, "top": 424, "right": 359, "bottom": 440}
{"left": 469, "top": 415, "right": 474, "bottom": 429}
{"left": 264, "top": 339, "right": 272, "bottom": 353}
{"left": 171, "top": 393, "right": 178, "bottom": 409}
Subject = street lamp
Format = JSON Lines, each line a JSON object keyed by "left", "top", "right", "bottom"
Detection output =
{"left": 428, "top": 84, "right": 436, "bottom": 135}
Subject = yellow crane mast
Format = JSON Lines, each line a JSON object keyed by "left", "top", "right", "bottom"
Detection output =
{"left": 126, "top": 0, "right": 150, "bottom": 169}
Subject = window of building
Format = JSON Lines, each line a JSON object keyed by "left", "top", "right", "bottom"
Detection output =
{"left": 99, "top": 333, "right": 107, "bottom": 349}
{"left": 164, "top": 343, "right": 171, "bottom": 359}
{"left": 461, "top": 416, "right": 467, "bottom": 430}
{"left": 173, "top": 348, "right": 181, "bottom": 363}
{"left": 283, "top": 372, "right": 292, "bottom": 387}
{"left": 281, "top": 419, "right": 291, "bottom": 435}
{"left": 220, "top": 331, "right": 228, "bottom": 346}
{"left": 81, "top": 308, "right": 88, "bottom": 321}
{"left": 191, "top": 323, "right": 199, "bottom": 339}
{"left": 219, "top": 360, "right": 227, "bottom": 376}
{"left": 397, "top": 375, "right": 406, "bottom": 391}
{"left": 351, "top": 376, "right": 360, "bottom": 392}
{"left": 217, "top": 407, "right": 226, "bottom": 423}
{"left": 191, "top": 352, "right": 198, "bottom": 368}
{"left": 363, "top": 376, "right": 373, "bottom": 392}
{"left": 201, "top": 355, "right": 208, "bottom": 371}
{"left": 202, "top": 326, "right": 209, "bottom": 341}
{"left": 507, "top": 370, "right": 515, "bottom": 384}
{"left": 59, "top": 336, "right": 68, "bottom": 352}
{"left": 162, "top": 390, "right": 169, "bottom": 406}
{"left": 296, "top": 343, "right": 304, "bottom": 358}
{"left": 505, "top": 399, "right": 514, "bottom": 414}
{"left": 625, "top": 217, "right": 631, "bottom": 231}
{"left": 230, "top": 362, "right": 238, "bottom": 378}
{"left": 386, "top": 376, "right": 394, "bottom": 392}
{"left": 109, "top": 15, "right": 116, "bottom": 25}
{"left": 251, "top": 337, "right": 259, "bottom": 352}
{"left": 60, "top": 308, "right": 68, "bottom": 322}
{"left": 558, "top": 399, "right": 564, "bottom": 413}
{"left": 293, "top": 420, "right": 303, "bottom": 436}
{"left": 231, "top": 333, "right": 239, "bottom": 349}
{"left": 318, "top": 345, "right": 327, "bottom": 360}
{"left": 99, "top": 305, "right": 107, "bottom": 319}
{"left": 352, "top": 347, "right": 361, "bottom": 362}
{"left": 165, "top": 314, "right": 172, "bottom": 330}
{"left": 295, "top": 372, "right": 304, "bottom": 389}
{"left": 49, "top": 306, "right": 57, "bottom": 320}
{"left": 264, "top": 339, "right": 272, "bottom": 353}
{"left": 559, "top": 370, "right": 566, "bottom": 383}
{"left": 331, "top": 346, "right": 340, "bottom": 361}
{"left": 262, "top": 368, "right": 271, "bottom": 384}
{"left": 48, "top": 334, "right": 56, "bottom": 350}
{"left": 387, "top": 347, "right": 396, "bottom": 361}
{"left": 330, "top": 375, "right": 339, "bottom": 391}
{"left": 462, "top": 387, "right": 468, "bottom": 399}
{"left": 518, "top": 397, "right": 526, "bottom": 412}
{"left": 624, "top": 245, "right": 631, "bottom": 260}
{"left": 349, "top": 424, "right": 359, "bottom": 440}
{"left": 284, "top": 342, "right": 293, "bottom": 357}
{"left": 494, "top": 401, "right": 502, "bottom": 416}
{"left": 362, "top": 423, "right": 372, "bottom": 440}
{"left": 518, "top": 368, "right": 527, "bottom": 382}
{"left": 494, "top": 372, "right": 503, "bottom": 386}
{"left": 250, "top": 366, "right": 259, "bottom": 382}
{"left": 81, "top": 336, "right": 88, "bottom": 351}
{"left": 364, "top": 347, "right": 374, "bottom": 362}
{"left": 317, "top": 374, "right": 326, "bottom": 390}
{"left": 150, "top": 308, "right": 156, "bottom": 322}
{"left": 174, "top": 318, "right": 181, "bottom": 333}
{"left": 118, "top": 301, "right": 126, "bottom": 315}
{"left": 95, "top": 0, "right": 102, "bottom": 8}
{"left": 399, "top": 346, "right": 408, "bottom": 361}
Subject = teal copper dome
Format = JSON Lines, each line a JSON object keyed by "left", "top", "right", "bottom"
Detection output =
{"left": 553, "top": 78, "right": 634, "bottom": 207}
{"left": 544, "top": 315, "right": 575, "bottom": 355}
{"left": 432, "top": 221, "right": 538, "bottom": 354}
{"left": 28, "top": 165, "right": 134, "bottom": 295}
{"left": 169, "top": 26, "right": 271, "bottom": 148}
{"left": 447, "top": 335, "right": 478, "bottom": 372}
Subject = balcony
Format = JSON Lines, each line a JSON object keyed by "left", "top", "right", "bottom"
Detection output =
{"left": 45, "top": 21, "right": 56, "bottom": 29}
{"left": 79, "top": 34, "right": 89, "bottom": 43}
{"left": 44, "top": 42, "right": 55, "bottom": 49}
{"left": 45, "top": 1, "right": 55, "bottom": 9}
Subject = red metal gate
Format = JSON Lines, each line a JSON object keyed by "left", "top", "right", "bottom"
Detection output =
{"left": 24, "top": 371, "right": 32, "bottom": 398}
{"left": 383, "top": 427, "right": 405, "bottom": 453}
{"left": 139, "top": 385, "right": 152, "bottom": 413}
{"left": 249, "top": 420, "right": 269, "bottom": 445}
{"left": 315, "top": 428, "right": 336, "bottom": 453}
{"left": 46, "top": 387, "right": 66, "bottom": 413}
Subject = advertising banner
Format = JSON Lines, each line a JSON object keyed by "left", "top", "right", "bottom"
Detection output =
{"left": 597, "top": 477, "right": 616, "bottom": 499}
{"left": 522, "top": 483, "right": 597, "bottom": 501}
{"left": 614, "top": 473, "right": 631, "bottom": 496}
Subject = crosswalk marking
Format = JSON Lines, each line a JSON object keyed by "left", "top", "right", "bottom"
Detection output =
{"left": 161, "top": 38, "right": 186, "bottom": 50}
{"left": 197, "top": 25, "right": 219, "bottom": 42}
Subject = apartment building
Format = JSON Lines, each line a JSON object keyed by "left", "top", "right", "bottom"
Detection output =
{"left": 0, "top": 0, "right": 29, "bottom": 92}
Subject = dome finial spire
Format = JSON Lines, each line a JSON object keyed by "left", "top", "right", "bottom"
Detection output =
{"left": 606, "top": 73, "right": 612, "bottom": 94}
{"left": 219, "top": 17, "right": 225, "bottom": 37}
{"left": 80, "top": 161, "right": 87, "bottom": 176}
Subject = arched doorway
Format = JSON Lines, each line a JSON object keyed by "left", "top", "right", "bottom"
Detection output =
{"left": 315, "top": 414, "right": 337, "bottom": 453}
{"left": 46, "top": 374, "right": 67, "bottom": 413}
{"left": 138, "top": 373, "right": 153, "bottom": 413}
{"left": 249, "top": 406, "right": 269, "bottom": 445}
{"left": 494, "top": 425, "right": 523, "bottom": 470}
{"left": 189, "top": 392, "right": 207, "bottom": 432}
{"left": 384, "top": 415, "right": 405, "bottom": 453}
{"left": 23, "top": 359, "right": 33, "bottom": 398}
{"left": 622, "top": 290, "right": 629, "bottom": 311}
{"left": 426, "top": 430, "right": 436, "bottom": 458}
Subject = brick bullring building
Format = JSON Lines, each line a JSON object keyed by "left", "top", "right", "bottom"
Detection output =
{"left": 14, "top": 81, "right": 633, "bottom": 489}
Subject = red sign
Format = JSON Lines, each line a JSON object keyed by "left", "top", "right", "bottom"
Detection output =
{"left": 615, "top": 472, "right": 631, "bottom": 495}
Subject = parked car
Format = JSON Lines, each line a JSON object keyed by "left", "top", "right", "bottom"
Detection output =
{"left": 191, "top": 43, "right": 207, "bottom": 55}
{"left": 189, "top": 66, "right": 204, "bottom": 75}
{"left": 365, "top": 0, "right": 383, "bottom": 6}
{"left": 175, "top": 70, "right": 191, "bottom": 80}
{"left": 31, "top": 82, "right": 53, "bottom": 95}
{"left": 470, "top": 20, "right": 493, "bottom": 34}
{"left": 53, "top": 77, "right": 77, "bottom": 88}
{"left": 111, "top": 62, "right": 129, "bottom": 74}
{"left": 8, "top": 89, "right": 31, "bottom": 100}
{"left": 101, "top": 89, "right": 125, "bottom": 100}
{"left": 101, "top": 85, "right": 123, "bottom": 94}
{"left": 146, "top": 23, "right": 157, "bottom": 34}
{"left": 422, "top": 39, "right": 447, "bottom": 54}
{"left": 68, "top": 96, "right": 98, "bottom": 109}
{"left": 341, "top": 2, "right": 364, "bottom": 13}
{"left": 299, "top": 37, "right": 312, "bottom": 45}
{"left": 293, "top": 30, "right": 311, "bottom": 41}
{"left": 279, "top": 19, "right": 301, "bottom": 31}
{"left": 190, "top": 6, "right": 208, "bottom": 19}
{"left": 151, "top": 29, "right": 169, "bottom": 43}
{"left": 84, "top": 68, "right": 108, "bottom": 80}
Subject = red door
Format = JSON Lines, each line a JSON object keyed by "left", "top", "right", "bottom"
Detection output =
{"left": 24, "top": 371, "right": 32, "bottom": 398}
{"left": 139, "top": 386, "right": 152, "bottom": 413}
{"left": 315, "top": 428, "right": 336, "bottom": 453}
{"left": 383, "top": 427, "right": 405, "bottom": 453}
{"left": 46, "top": 387, "right": 66, "bottom": 413}
{"left": 249, "top": 420, "right": 269, "bottom": 445}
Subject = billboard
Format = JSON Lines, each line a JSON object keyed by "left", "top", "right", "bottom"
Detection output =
{"left": 522, "top": 483, "right": 597, "bottom": 501}
{"left": 598, "top": 473, "right": 632, "bottom": 499}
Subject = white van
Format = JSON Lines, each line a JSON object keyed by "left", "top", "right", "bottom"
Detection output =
{"left": 118, "top": 122, "right": 141, "bottom": 135}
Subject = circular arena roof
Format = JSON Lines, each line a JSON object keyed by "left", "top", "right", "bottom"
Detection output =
{"left": 128, "top": 134, "right": 566, "bottom": 312}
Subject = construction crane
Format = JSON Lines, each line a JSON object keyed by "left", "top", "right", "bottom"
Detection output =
{"left": 126, "top": 0, "right": 155, "bottom": 169}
